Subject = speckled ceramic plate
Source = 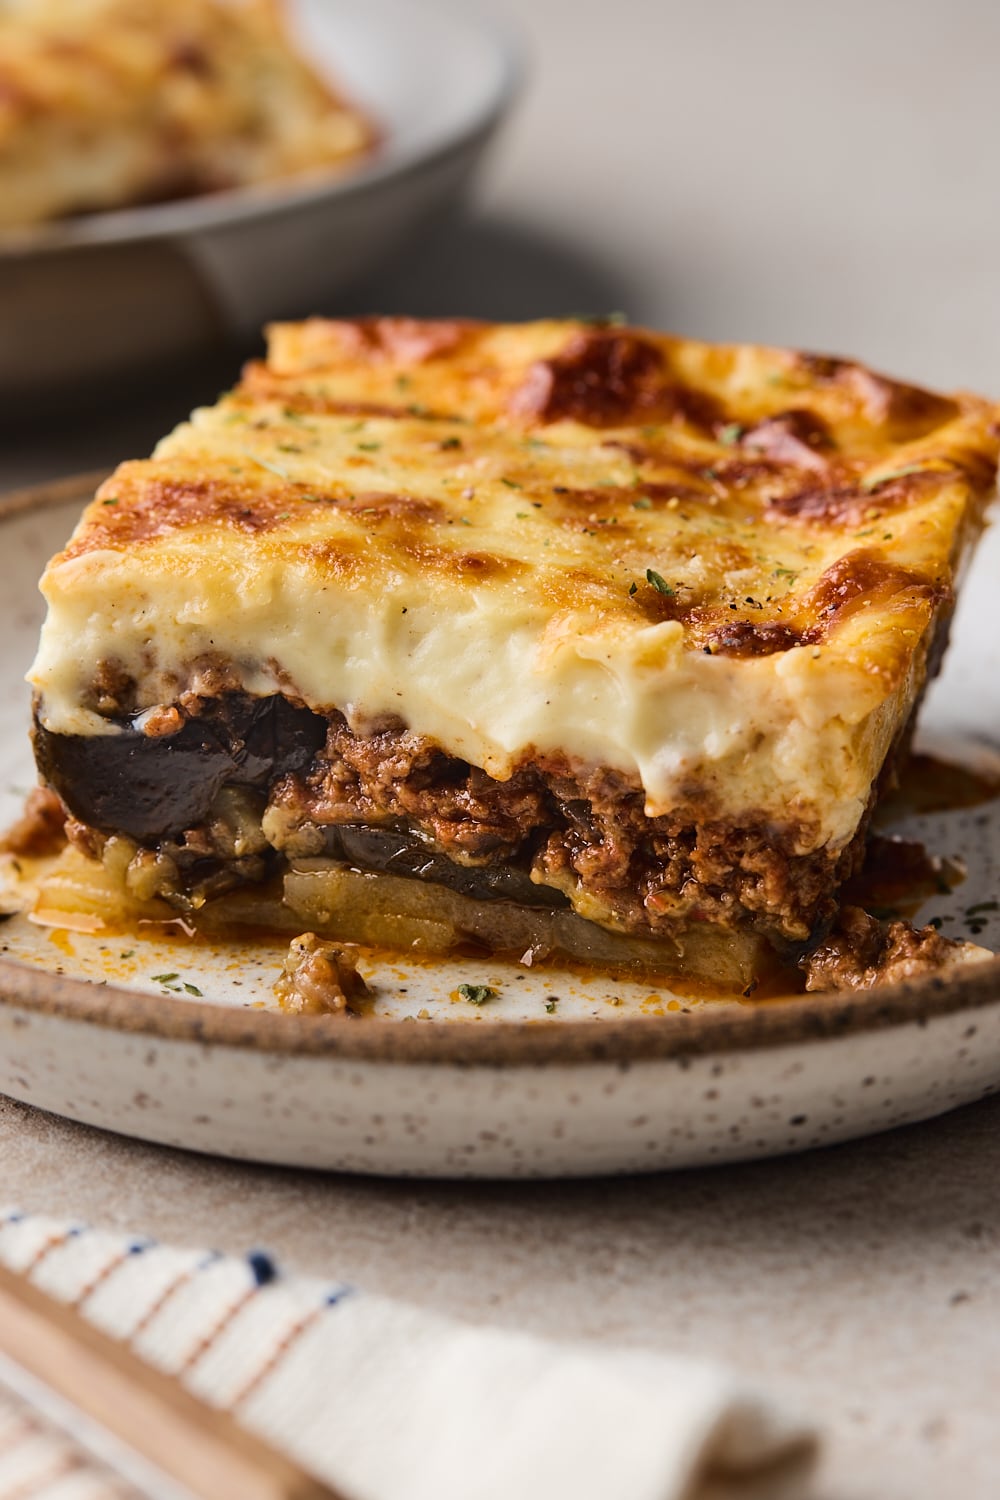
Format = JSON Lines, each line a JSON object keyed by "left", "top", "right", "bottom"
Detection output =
{"left": 1, "top": 476, "right": 1000, "bottom": 1177}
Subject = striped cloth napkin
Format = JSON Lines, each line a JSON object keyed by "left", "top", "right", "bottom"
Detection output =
{"left": 0, "top": 1210, "right": 818, "bottom": 1500}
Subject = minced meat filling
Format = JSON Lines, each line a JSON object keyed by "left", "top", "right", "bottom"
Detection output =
{"left": 37, "top": 692, "right": 870, "bottom": 946}
{"left": 269, "top": 716, "right": 553, "bottom": 865}
{"left": 266, "top": 712, "right": 863, "bottom": 945}
{"left": 801, "top": 906, "right": 968, "bottom": 991}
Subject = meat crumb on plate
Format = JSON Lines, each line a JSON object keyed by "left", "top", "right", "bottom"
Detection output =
{"left": 274, "top": 931, "right": 369, "bottom": 1016}
{"left": 801, "top": 905, "right": 991, "bottom": 992}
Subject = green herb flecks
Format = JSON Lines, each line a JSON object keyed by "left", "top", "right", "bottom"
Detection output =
{"left": 645, "top": 569, "right": 675, "bottom": 596}
{"left": 572, "top": 311, "right": 628, "bottom": 327}
{"left": 458, "top": 983, "right": 496, "bottom": 1006}
{"left": 718, "top": 422, "right": 744, "bottom": 446}
{"left": 237, "top": 447, "right": 291, "bottom": 482}
{"left": 860, "top": 465, "right": 925, "bottom": 492}
{"left": 151, "top": 971, "right": 202, "bottom": 997}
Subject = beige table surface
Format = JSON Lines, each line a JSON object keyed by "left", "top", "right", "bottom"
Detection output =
{"left": 3, "top": 1, "right": 1000, "bottom": 1496}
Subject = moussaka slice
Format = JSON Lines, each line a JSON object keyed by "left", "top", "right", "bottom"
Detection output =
{"left": 0, "top": 0, "right": 375, "bottom": 232}
{"left": 27, "top": 318, "right": 999, "bottom": 988}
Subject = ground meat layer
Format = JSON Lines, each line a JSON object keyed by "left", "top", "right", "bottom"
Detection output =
{"left": 801, "top": 905, "right": 975, "bottom": 991}
{"left": 265, "top": 712, "right": 864, "bottom": 946}
{"left": 36, "top": 693, "right": 872, "bottom": 947}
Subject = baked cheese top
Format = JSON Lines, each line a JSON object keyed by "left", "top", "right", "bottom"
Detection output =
{"left": 30, "top": 318, "right": 999, "bottom": 852}
{"left": 0, "top": 0, "right": 374, "bottom": 231}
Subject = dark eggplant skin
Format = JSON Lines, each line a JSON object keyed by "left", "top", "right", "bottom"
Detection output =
{"left": 323, "top": 824, "right": 568, "bottom": 909}
{"left": 33, "top": 694, "right": 326, "bottom": 844}
{"left": 32, "top": 693, "right": 569, "bottom": 910}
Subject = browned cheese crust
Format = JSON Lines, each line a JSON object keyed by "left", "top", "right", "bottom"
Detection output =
{"left": 0, "top": 0, "right": 377, "bottom": 230}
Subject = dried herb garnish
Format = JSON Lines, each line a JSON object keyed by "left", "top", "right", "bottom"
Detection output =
{"left": 861, "top": 465, "right": 924, "bottom": 492}
{"left": 458, "top": 983, "right": 495, "bottom": 1006}
{"left": 645, "top": 569, "right": 675, "bottom": 596}
{"left": 572, "top": 311, "right": 627, "bottom": 326}
{"left": 238, "top": 448, "right": 290, "bottom": 481}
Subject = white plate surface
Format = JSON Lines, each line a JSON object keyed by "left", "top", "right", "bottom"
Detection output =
{"left": 0, "top": 481, "right": 999, "bottom": 1177}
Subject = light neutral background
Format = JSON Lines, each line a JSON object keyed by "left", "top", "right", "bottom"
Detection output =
{"left": 3, "top": 2, "right": 1000, "bottom": 1496}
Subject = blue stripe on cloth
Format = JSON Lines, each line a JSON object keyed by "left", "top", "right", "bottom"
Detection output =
{"left": 247, "top": 1251, "right": 278, "bottom": 1287}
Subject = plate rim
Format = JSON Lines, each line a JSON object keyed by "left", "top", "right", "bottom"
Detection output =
{"left": 0, "top": 0, "right": 522, "bottom": 258}
{"left": 4, "top": 472, "right": 998, "bottom": 1068}
{"left": 1, "top": 954, "right": 997, "bottom": 1066}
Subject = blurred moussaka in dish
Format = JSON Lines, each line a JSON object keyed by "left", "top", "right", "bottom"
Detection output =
{"left": 27, "top": 318, "right": 1000, "bottom": 988}
{"left": 0, "top": 0, "right": 375, "bottom": 231}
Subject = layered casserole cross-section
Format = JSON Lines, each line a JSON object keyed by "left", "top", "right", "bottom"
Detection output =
{"left": 28, "top": 318, "right": 1000, "bottom": 988}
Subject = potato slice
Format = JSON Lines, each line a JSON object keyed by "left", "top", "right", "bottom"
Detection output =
{"left": 283, "top": 860, "right": 768, "bottom": 989}
{"left": 31, "top": 845, "right": 172, "bottom": 929}
{"left": 30, "top": 846, "right": 770, "bottom": 990}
